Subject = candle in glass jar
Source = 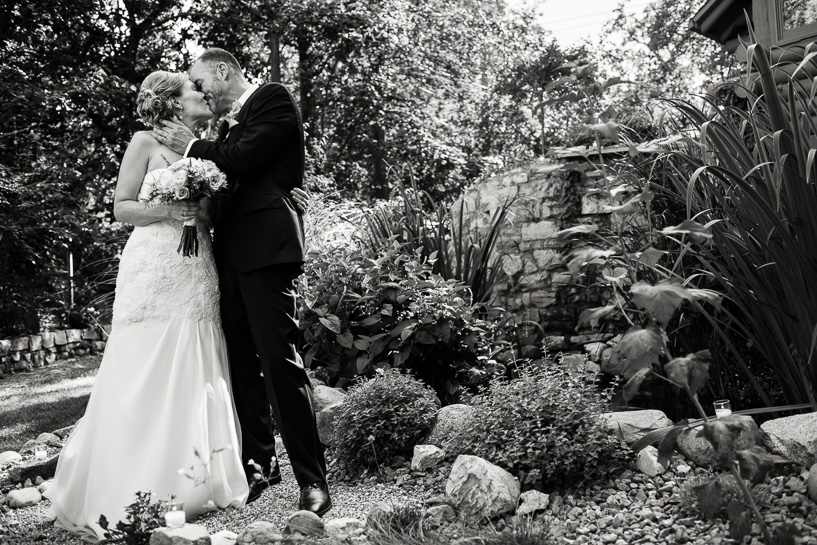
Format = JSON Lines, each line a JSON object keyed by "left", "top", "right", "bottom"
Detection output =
{"left": 164, "top": 502, "right": 185, "bottom": 529}
{"left": 713, "top": 399, "right": 732, "bottom": 418}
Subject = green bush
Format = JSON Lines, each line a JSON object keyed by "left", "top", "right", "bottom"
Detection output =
{"left": 299, "top": 242, "right": 498, "bottom": 404}
{"left": 452, "top": 366, "right": 630, "bottom": 491}
{"left": 332, "top": 370, "right": 439, "bottom": 473}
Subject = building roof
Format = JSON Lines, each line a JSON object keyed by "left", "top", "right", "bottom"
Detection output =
{"left": 690, "top": 0, "right": 752, "bottom": 52}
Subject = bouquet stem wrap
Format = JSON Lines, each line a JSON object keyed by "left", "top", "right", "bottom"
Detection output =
{"left": 178, "top": 218, "right": 199, "bottom": 257}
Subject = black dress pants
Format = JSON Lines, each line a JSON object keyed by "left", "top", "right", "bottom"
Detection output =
{"left": 216, "top": 256, "right": 326, "bottom": 487}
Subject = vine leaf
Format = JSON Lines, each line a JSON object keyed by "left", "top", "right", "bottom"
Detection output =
{"left": 694, "top": 478, "right": 726, "bottom": 519}
{"left": 566, "top": 247, "right": 615, "bottom": 275}
{"left": 606, "top": 324, "right": 666, "bottom": 379}
{"left": 735, "top": 446, "right": 789, "bottom": 484}
{"left": 630, "top": 279, "right": 687, "bottom": 326}
{"left": 727, "top": 500, "right": 752, "bottom": 542}
{"left": 636, "top": 247, "right": 664, "bottom": 268}
{"left": 656, "top": 425, "right": 688, "bottom": 467}
{"left": 578, "top": 304, "right": 617, "bottom": 329}
{"left": 318, "top": 314, "right": 342, "bottom": 334}
{"left": 664, "top": 350, "right": 711, "bottom": 396}
{"left": 771, "top": 522, "right": 800, "bottom": 545}
{"left": 702, "top": 414, "right": 752, "bottom": 466}
{"left": 556, "top": 223, "right": 598, "bottom": 238}
{"left": 604, "top": 190, "right": 653, "bottom": 214}
{"left": 622, "top": 367, "right": 651, "bottom": 402}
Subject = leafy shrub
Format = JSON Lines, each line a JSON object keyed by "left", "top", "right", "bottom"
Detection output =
{"left": 98, "top": 490, "right": 174, "bottom": 544}
{"left": 332, "top": 370, "right": 439, "bottom": 473}
{"left": 452, "top": 366, "right": 630, "bottom": 490}
{"left": 299, "top": 242, "right": 497, "bottom": 403}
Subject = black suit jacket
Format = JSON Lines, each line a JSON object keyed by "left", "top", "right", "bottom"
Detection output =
{"left": 189, "top": 83, "right": 305, "bottom": 272}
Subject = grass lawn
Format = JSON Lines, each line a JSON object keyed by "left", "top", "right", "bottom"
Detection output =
{"left": 0, "top": 354, "right": 101, "bottom": 453}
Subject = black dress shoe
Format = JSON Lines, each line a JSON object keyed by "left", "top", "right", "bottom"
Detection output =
{"left": 246, "top": 462, "right": 282, "bottom": 504}
{"left": 299, "top": 481, "right": 331, "bottom": 516}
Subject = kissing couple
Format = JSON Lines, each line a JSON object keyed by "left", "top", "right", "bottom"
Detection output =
{"left": 45, "top": 48, "right": 331, "bottom": 540}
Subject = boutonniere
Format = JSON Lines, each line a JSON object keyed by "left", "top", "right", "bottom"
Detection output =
{"left": 225, "top": 100, "right": 241, "bottom": 128}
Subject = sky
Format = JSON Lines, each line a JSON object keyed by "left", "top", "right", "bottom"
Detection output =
{"left": 506, "top": 0, "right": 656, "bottom": 46}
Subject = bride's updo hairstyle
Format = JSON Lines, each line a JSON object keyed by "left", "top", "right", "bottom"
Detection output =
{"left": 136, "top": 71, "right": 188, "bottom": 128}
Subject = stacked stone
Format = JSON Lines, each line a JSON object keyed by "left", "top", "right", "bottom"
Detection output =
{"left": 454, "top": 157, "right": 614, "bottom": 332}
{"left": 0, "top": 326, "right": 108, "bottom": 374}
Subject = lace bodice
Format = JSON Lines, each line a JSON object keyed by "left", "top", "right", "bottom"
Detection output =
{"left": 112, "top": 169, "right": 221, "bottom": 327}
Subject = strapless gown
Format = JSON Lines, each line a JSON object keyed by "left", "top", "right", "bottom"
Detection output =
{"left": 45, "top": 168, "right": 249, "bottom": 541}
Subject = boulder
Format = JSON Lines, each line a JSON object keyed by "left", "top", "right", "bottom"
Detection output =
{"left": 517, "top": 490, "right": 550, "bottom": 516}
{"left": 29, "top": 335, "right": 43, "bottom": 351}
{"left": 425, "top": 504, "right": 456, "bottom": 525}
{"left": 65, "top": 329, "right": 83, "bottom": 343}
{"left": 411, "top": 444, "right": 445, "bottom": 471}
{"left": 5, "top": 487, "right": 42, "bottom": 508}
{"left": 0, "top": 339, "right": 11, "bottom": 356}
{"left": 149, "top": 524, "right": 211, "bottom": 545}
{"left": 210, "top": 531, "right": 238, "bottom": 545}
{"left": 808, "top": 463, "right": 817, "bottom": 504}
{"left": 324, "top": 518, "right": 365, "bottom": 540}
{"left": 445, "top": 454, "right": 520, "bottom": 519}
{"left": 35, "top": 432, "right": 61, "bottom": 446}
{"left": 283, "top": 510, "right": 325, "bottom": 537}
{"left": 678, "top": 415, "right": 759, "bottom": 467}
{"left": 584, "top": 342, "right": 607, "bottom": 362}
{"left": 561, "top": 353, "right": 600, "bottom": 375}
{"left": 317, "top": 403, "right": 344, "bottom": 446}
{"left": 53, "top": 330, "right": 68, "bottom": 346}
{"left": 600, "top": 410, "right": 673, "bottom": 445}
{"left": 0, "top": 451, "right": 22, "bottom": 466}
{"left": 636, "top": 446, "right": 669, "bottom": 477}
{"left": 312, "top": 385, "right": 347, "bottom": 413}
{"left": 11, "top": 336, "right": 30, "bottom": 351}
{"left": 37, "top": 480, "right": 52, "bottom": 494}
{"left": 52, "top": 425, "right": 75, "bottom": 440}
{"left": 7, "top": 455, "right": 60, "bottom": 484}
{"left": 760, "top": 412, "right": 817, "bottom": 468}
{"left": 236, "top": 521, "right": 281, "bottom": 545}
{"left": 426, "top": 404, "right": 474, "bottom": 450}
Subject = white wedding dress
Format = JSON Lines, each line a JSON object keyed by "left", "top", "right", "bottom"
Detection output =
{"left": 45, "top": 169, "right": 248, "bottom": 541}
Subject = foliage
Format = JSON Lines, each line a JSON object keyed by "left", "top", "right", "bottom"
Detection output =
{"left": 646, "top": 35, "right": 817, "bottom": 406}
{"left": 299, "top": 238, "right": 499, "bottom": 403}
{"left": 597, "top": 0, "right": 738, "bottom": 112}
{"left": 363, "top": 168, "right": 509, "bottom": 305}
{"left": 452, "top": 366, "right": 630, "bottom": 491}
{"left": 677, "top": 472, "right": 772, "bottom": 518}
{"left": 332, "top": 370, "right": 438, "bottom": 474}
{"left": 98, "top": 491, "right": 174, "bottom": 545}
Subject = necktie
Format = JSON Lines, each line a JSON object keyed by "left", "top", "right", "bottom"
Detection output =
{"left": 216, "top": 120, "right": 230, "bottom": 144}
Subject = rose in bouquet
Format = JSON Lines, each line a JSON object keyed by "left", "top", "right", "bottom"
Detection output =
{"left": 146, "top": 158, "right": 228, "bottom": 257}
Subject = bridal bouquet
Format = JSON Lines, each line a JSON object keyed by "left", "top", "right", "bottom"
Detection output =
{"left": 146, "top": 158, "right": 228, "bottom": 257}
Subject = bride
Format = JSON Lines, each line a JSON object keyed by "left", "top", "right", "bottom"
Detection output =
{"left": 46, "top": 71, "right": 253, "bottom": 540}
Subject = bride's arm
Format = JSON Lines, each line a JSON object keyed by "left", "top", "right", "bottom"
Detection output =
{"left": 113, "top": 132, "right": 199, "bottom": 227}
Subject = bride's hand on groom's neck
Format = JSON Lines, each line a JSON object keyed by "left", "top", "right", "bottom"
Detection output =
{"left": 153, "top": 118, "right": 195, "bottom": 155}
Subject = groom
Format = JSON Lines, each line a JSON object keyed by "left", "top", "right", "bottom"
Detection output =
{"left": 155, "top": 48, "right": 330, "bottom": 515}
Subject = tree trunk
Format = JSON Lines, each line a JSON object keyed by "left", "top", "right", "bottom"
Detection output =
{"left": 297, "top": 33, "right": 316, "bottom": 140}
{"left": 372, "top": 124, "right": 388, "bottom": 199}
{"left": 267, "top": 28, "right": 281, "bottom": 83}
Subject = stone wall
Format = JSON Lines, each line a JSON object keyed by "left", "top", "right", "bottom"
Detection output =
{"left": 455, "top": 156, "right": 612, "bottom": 333}
{"left": 0, "top": 327, "right": 109, "bottom": 375}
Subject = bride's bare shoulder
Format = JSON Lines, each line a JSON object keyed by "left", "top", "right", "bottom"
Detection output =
{"left": 130, "top": 130, "right": 160, "bottom": 146}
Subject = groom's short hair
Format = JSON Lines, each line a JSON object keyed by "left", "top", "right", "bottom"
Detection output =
{"left": 198, "top": 48, "right": 243, "bottom": 75}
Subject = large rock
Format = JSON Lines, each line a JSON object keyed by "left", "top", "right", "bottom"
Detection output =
{"left": 636, "top": 446, "right": 669, "bottom": 477}
{"left": 149, "top": 524, "right": 211, "bottom": 545}
{"left": 0, "top": 451, "right": 22, "bottom": 466}
{"left": 35, "top": 432, "right": 61, "bottom": 446}
{"left": 761, "top": 412, "right": 817, "bottom": 467}
{"left": 411, "top": 444, "right": 445, "bottom": 471}
{"left": 324, "top": 518, "right": 365, "bottom": 540}
{"left": 5, "top": 487, "right": 42, "bottom": 508}
{"left": 517, "top": 490, "right": 550, "bottom": 516}
{"left": 600, "top": 410, "right": 673, "bottom": 445}
{"left": 677, "top": 415, "right": 759, "bottom": 467}
{"left": 7, "top": 455, "right": 59, "bottom": 484}
{"left": 312, "top": 385, "right": 346, "bottom": 413}
{"left": 445, "top": 454, "right": 520, "bottom": 519}
{"left": 317, "top": 402, "right": 344, "bottom": 446}
{"left": 426, "top": 404, "right": 474, "bottom": 450}
{"left": 236, "top": 521, "right": 281, "bottom": 545}
{"left": 283, "top": 510, "right": 325, "bottom": 537}
{"left": 808, "top": 463, "right": 817, "bottom": 504}
{"left": 210, "top": 531, "right": 237, "bottom": 545}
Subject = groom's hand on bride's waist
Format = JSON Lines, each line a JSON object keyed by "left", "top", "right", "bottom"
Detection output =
{"left": 153, "top": 119, "right": 195, "bottom": 155}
